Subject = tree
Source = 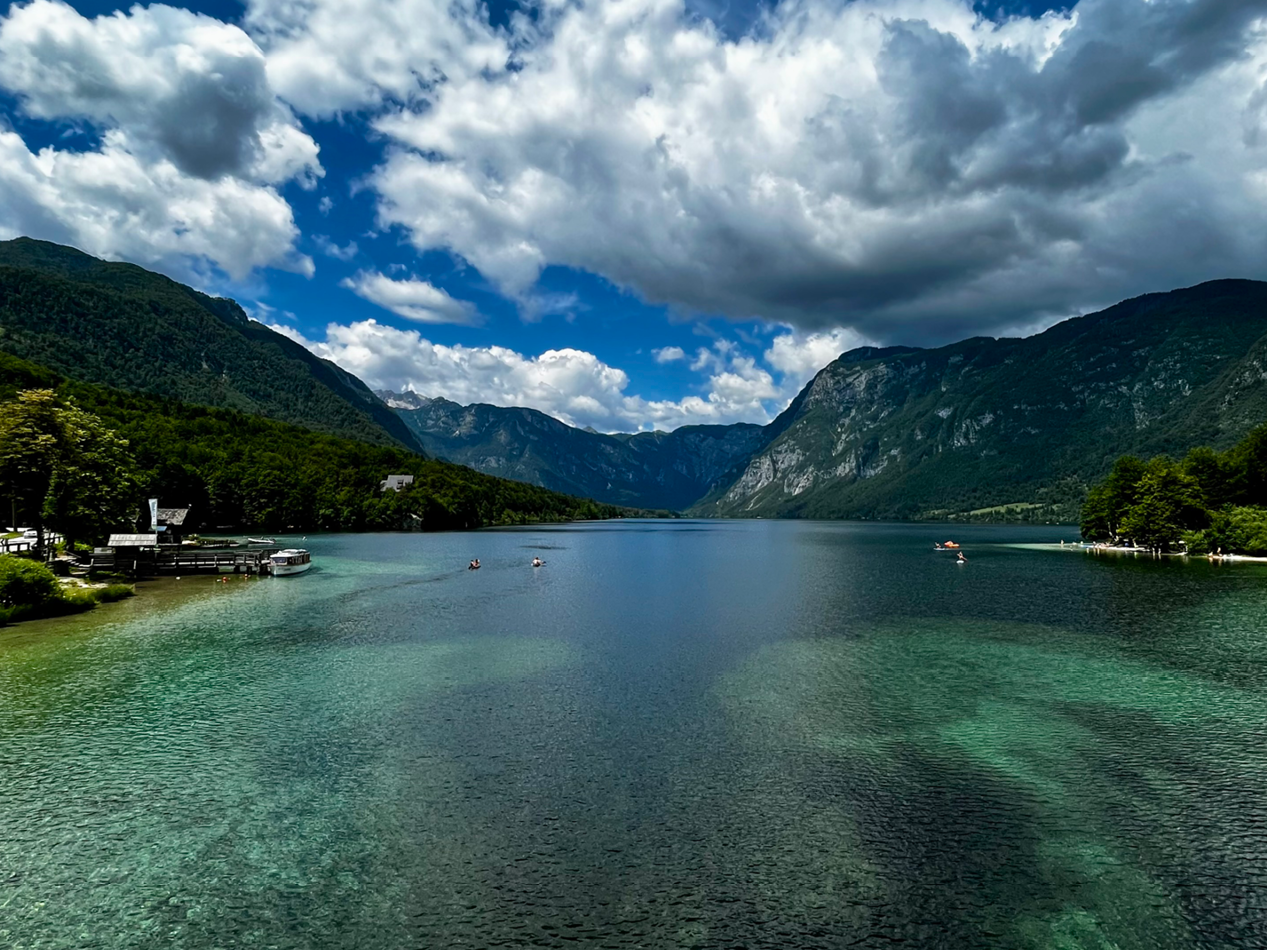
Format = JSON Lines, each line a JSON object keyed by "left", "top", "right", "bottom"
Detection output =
{"left": 1080, "top": 455, "right": 1146, "bottom": 540}
{"left": 0, "top": 390, "right": 137, "bottom": 556}
{"left": 1117, "top": 460, "right": 1207, "bottom": 551}
{"left": 1228, "top": 423, "right": 1267, "bottom": 505}
{"left": 1183, "top": 445, "right": 1235, "bottom": 511}
{"left": 1205, "top": 506, "right": 1267, "bottom": 556}
{"left": 0, "top": 554, "right": 62, "bottom": 613}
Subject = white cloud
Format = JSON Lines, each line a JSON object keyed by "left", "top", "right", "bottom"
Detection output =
{"left": 0, "top": 1, "right": 320, "bottom": 183}
{"left": 278, "top": 320, "right": 795, "bottom": 431}
{"left": 0, "top": 0, "right": 319, "bottom": 280}
{"left": 349, "top": 0, "right": 1267, "bottom": 339}
{"left": 518, "top": 290, "right": 581, "bottom": 323}
{"left": 314, "top": 234, "right": 358, "bottom": 261}
{"left": 689, "top": 340, "right": 738, "bottom": 374}
{"left": 246, "top": 0, "right": 505, "bottom": 117}
{"left": 653, "top": 345, "right": 686, "bottom": 363}
{"left": 4, "top": 0, "right": 1262, "bottom": 340}
{"left": 340, "top": 270, "right": 479, "bottom": 325}
{"left": 765, "top": 327, "right": 874, "bottom": 389}
{"left": 0, "top": 129, "right": 312, "bottom": 280}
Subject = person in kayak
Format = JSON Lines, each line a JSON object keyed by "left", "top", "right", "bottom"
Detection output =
{"left": 532, "top": 556, "right": 543, "bottom": 567}
{"left": 469, "top": 558, "right": 481, "bottom": 570}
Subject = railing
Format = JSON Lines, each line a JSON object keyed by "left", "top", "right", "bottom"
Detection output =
{"left": 0, "top": 533, "right": 62, "bottom": 555}
{"left": 88, "top": 547, "right": 278, "bottom": 575}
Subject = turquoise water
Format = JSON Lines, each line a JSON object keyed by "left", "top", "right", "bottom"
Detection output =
{"left": 3, "top": 521, "right": 1267, "bottom": 949}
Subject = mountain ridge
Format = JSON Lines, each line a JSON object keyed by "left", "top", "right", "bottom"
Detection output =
{"left": 6, "top": 238, "right": 1264, "bottom": 522}
{"left": 379, "top": 391, "right": 771, "bottom": 510}
{"left": 695, "top": 279, "right": 1267, "bottom": 520}
{"left": 0, "top": 238, "right": 422, "bottom": 451}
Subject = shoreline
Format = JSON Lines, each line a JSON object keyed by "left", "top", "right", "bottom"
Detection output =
{"left": 1035, "top": 541, "right": 1267, "bottom": 563}
{"left": 0, "top": 573, "right": 256, "bottom": 649}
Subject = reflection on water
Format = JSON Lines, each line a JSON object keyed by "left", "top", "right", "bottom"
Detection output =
{"left": 2, "top": 521, "right": 1267, "bottom": 949}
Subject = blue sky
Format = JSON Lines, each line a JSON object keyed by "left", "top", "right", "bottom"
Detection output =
{"left": 1, "top": 0, "right": 1265, "bottom": 431}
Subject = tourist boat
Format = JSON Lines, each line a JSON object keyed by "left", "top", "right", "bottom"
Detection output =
{"left": 269, "top": 548, "right": 311, "bottom": 576}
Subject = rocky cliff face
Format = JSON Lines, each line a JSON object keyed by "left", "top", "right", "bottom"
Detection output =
{"left": 698, "top": 280, "right": 1267, "bottom": 519}
{"left": 380, "top": 394, "right": 770, "bottom": 510}
{"left": 383, "top": 280, "right": 1267, "bottom": 519}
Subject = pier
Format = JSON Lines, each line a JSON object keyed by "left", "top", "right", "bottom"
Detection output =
{"left": 90, "top": 544, "right": 281, "bottom": 577}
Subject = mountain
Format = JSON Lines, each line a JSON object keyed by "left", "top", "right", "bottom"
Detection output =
{"left": 696, "top": 280, "right": 1267, "bottom": 521}
{"left": 0, "top": 348, "right": 628, "bottom": 533}
{"left": 14, "top": 236, "right": 1263, "bottom": 522}
{"left": 0, "top": 238, "right": 421, "bottom": 451}
{"left": 379, "top": 392, "right": 770, "bottom": 510}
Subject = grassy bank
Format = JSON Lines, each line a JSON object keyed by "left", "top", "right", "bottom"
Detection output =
{"left": 0, "top": 555, "right": 133, "bottom": 625}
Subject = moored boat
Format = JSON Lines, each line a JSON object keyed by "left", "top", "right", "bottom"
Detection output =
{"left": 270, "top": 548, "right": 311, "bottom": 576}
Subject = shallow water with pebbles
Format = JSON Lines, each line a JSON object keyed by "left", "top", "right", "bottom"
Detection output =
{"left": 3, "top": 521, "right": 1267, "bottom": 949}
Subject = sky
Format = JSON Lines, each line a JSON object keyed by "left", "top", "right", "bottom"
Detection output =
{"left": 1, "top": 0, "right": 1267, "bottom": 432}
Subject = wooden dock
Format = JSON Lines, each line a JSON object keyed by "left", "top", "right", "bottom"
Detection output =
{"left": 89, "top": 546, "right": 280, "bottom": 576}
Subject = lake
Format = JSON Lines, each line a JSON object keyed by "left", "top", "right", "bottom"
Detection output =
{"left": 3, "top": 520, "right": 1267, "bottom": 949}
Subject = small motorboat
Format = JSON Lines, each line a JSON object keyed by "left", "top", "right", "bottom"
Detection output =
{"left": 248, "top": 537, "right": 277, "bottom": 545}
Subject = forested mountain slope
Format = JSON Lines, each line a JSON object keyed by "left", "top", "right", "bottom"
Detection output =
{"left": 0, "top": 238, "right": 421, "bottom": 450}
{"left": 696, "top": 280, "right": 1267, "bottom": 521}
{"left": 0, "top": 350, "right": 624, "bottom": 533}
{"left": 382, "top": 392, "right": 768, "bottom": 510}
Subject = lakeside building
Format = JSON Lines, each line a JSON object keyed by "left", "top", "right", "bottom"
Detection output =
{"left": 135, "top": 506, "right": 191, "bottom": 545}
{"left": 380, "top": 474, "right": 415, "bottom": 492}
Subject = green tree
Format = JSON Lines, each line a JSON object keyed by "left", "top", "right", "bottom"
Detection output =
{"left": 1117, "top": 460, "right": 1207, "bottom": 551}
{"left": 1204, "top": 506, "right": 1267, "bottom": 556}
{"left": 1080, "top": 456, "right": 1147, "bottom": 540}
{"left": 0, "top": 390, "right": 137, "bottom": 556}
{"left": 1227, "top": 423, "right": 1267, "bottom": 505}
{"left": 1183, "top": 445, "right": 1235, "bottom": 511}
{"left": 0, "top": 554, "right": 62, "bottom": 614}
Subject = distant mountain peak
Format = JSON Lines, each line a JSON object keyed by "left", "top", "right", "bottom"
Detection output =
{"left": 386, "top": 396, "right": 774, "bottom": 510}
{"left": 375, "top": 389, "right": 437, "bottom": 410}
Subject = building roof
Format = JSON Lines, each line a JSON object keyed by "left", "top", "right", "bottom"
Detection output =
{"left": 109, "top": 533, "right": 158, "bottom": 546}
{"left": 380, "top": 474, "right": 415, "bottom": 491}
{"left": 137, "top": 506, "right": 190, "bottom": 525}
